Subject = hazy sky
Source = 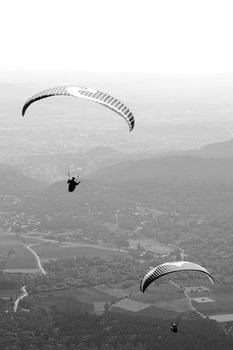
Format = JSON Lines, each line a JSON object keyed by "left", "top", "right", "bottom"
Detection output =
{"left": 1, "top": 0, "right": 233, "bottom": 77}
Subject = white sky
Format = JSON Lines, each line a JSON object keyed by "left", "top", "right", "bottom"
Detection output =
{"left": 1, "top": 0, "right": 233, "bottom": 77}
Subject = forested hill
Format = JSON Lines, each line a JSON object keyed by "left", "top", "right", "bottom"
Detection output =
{"left": 88, "top": 155, "right": 233, "bottom": 184}
{"left": 1, "top": 307, "right": 232, "bottom": 350}
{"left": 197, "top": 138, "right": 233, "bottom": 158}
{"left": 27, "top": 154, "right": 233, "bottom": 219}
{"left": 170, "top": 138, "right": 233, "bottom": 159}
{"left": 0, "top": 164, "right": 46, "bottom": 194}
{"left": 53, "top": 312, "right": 232, "bottom": 350}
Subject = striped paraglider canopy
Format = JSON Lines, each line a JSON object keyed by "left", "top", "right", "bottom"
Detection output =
{"left": 22, "top": 86, "right": 135, "bottom": 132}
{"left": 140, "top": 261, "right": 214, "bottom": 293}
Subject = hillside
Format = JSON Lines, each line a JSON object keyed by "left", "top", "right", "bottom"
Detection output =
{"left": 88, "top": 155, "right": 233, "bottom": 184}
{"left": 197, "top": 138, "right": 233, "bottom": 158}
{"left": 0, "top": 164, "right": 46, "bottom": 195}
{"left": 171, "top": 138, "right": 233, "bottom": 159}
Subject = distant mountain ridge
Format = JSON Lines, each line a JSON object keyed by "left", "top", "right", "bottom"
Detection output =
{"left": 197, "top": 138, "right": 233, "bottom": 158}
{"left": 88, "top": 155, "right": 233, "bottom": 184}
{"left": 0, "top": 164, "right": 46, "bottom": 195}
{"left": 0, "top": 139, "right": 232, "bottom": 218}
{"left": 3, "top": 138, "right": 233, "bottom": 198}
{"left": 15, "top": 147, "right": 130, "bottom": 183}
{"left": 8, "top": 131, "right": 233, "bottom": 186}
{"left": 168, "top": 138, "right": 233, "bottom": 159}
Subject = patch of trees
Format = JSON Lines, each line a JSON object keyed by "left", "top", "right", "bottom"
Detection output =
{"left": 0, "top": 304, "right": 232, "bottom": 349}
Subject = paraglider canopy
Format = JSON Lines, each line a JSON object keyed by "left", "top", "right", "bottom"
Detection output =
{"left": 140, "top": 261, "right": 214, "bottom": 293}
{"left": 22, "top": 86, "right": 135, "bottom": 132}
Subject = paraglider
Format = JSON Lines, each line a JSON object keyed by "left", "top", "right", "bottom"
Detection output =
{"left": 22, "top": 86, "right": 135, "bottom": 132}
{"left": 140, "top": 261, "right": 214, "bottom": 335}
{"left": 170, "top": 322, "right": 178, "bottom": 333}
{"left": 140, "top": 261, "right": 214, "bottom": 293}
{"left": 67, "top": 175, "right": 81, "bottom": 192}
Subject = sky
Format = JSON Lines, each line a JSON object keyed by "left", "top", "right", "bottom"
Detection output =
{"left": 1, "top": 0, "right": 233, "bottom": 79}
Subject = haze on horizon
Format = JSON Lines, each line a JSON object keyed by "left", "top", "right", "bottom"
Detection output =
{"left": 1, "top": 0, "right": 233, "bottom": 79}
{"left": 0, "top": 0, "right": 233, "bottom": 160}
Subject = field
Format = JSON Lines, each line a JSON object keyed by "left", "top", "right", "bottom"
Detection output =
{"left": 0, "top": 288, "right": 20, "bottom": 298}
{"left": 133, "top": 282, "right": 183, "bottom": 303}
{"left": 26, "top": 286, "right": 120, "bottom": 311}
{"left": 112, "top": 303, "right": 180, "bottom": 320}
{"left": 137, "top": 305, "right": 180, "bottom": 320}
{"left": 33, "top": 286, "right": 119, "bottom": 302}
{"left": 209, "top": 314, "right": 233, "bottom": 322}
{"left": 129, "top": 238, "right": 172, "bottom": 254}
{"left": 33, "top": 242, "right": 128, "bottom": 260}
{"left": 112, "top": 298, "right": 149, "bottom": 312}
{"left": 150, "top": 298, "right": 190, "bottom": 312}
{"left": 192, "top": 292, "right": 233, "bottom": 315}
{"left": 95, "top": 282, "right": 183, "bottom": 304}
{"left": 95, "top": 284, "right": 137, "bottom": 298}
{"left": 185, "top": 283, "right": 233, "bottom": 318}
{"left": 20, "top": 235, "right": 47, "bottom": 245}
{"left": 0, "top": 232, "right": 38, "bottom": 271}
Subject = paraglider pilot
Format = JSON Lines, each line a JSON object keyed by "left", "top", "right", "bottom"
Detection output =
{"left": 170, "top": 322, "right": 178, "bottom": 333}
{"left": 67, "top": 176, "right": 81, "bottom": 192}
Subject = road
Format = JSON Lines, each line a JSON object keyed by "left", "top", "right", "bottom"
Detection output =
{"left": 25, "top": 244, "right": 47, "bottom": 275}
{"left": 12, "top": 242, "right": 46, "bottom": 312}
{"left": 14, "top": 286, "right": 28, "bottom": 312}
